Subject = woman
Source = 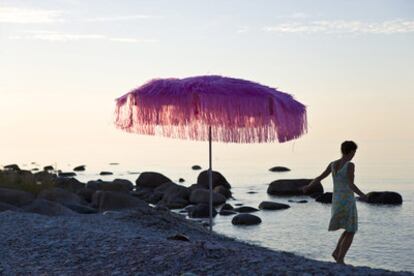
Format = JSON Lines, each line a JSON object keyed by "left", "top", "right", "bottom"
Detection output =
{"left": 303, "top": 140, "right": 368, "bottom": 264}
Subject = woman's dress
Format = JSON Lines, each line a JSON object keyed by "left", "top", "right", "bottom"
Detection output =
{"left": 328, "top": 161, "right": 358, "bottom": 233}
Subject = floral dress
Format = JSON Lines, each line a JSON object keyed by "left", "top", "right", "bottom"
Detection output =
{"left": 328, "top": 161, "right": 358, "bottom": 233}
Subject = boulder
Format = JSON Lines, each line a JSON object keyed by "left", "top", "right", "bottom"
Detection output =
{"left": 38, "top": 188, "right": 84, "bottom": 205}
{"left": 33, "top": 171, "right": 57, "bottom": 186}
{"left": 130, "top": 187, "right": 156, "bottom": 203}
{"left": 188, "top": 203, "right": 217, "bottom": 218}
{"left": 135, "top": 172, "right": 172, "bottom": 189}
{"left": 219, "top": 210, "right": 237, "bottom": 216}
{"left": 197, "top": 170, "right": 231, "bottom": 190}
{"left": 259, "top": 201, "right": 290, "bottom": 210}
{"left": 234, "top": 206, "right": 259, "bottom": 213}
{"left": 220, "top": 203, "right": 234, "bottom": 211}
{"left": 23, "top": 199, "right": 77, "bottom": 216}
{"left": 247, "top": 191, "right": 257, "bottom": 194}
{"left": 267, "top": 179, "right": 323, "bottom": 196}
{"left": 288, "top": 199, "right": 308, "bottom": 203}
{"left": 58, "top": 172, "right": 77, "bottom": 177}
{"left": 92, "top": 191, "right": 148, "bottom": 212}
{"left": 55, "top": 177, "right": 85, "bottom": 193}
{"left": 214, "top": 185, "right": 232, "bottom": 199}
{"left": 157, "top": 183, "right": 190, "bottom": 209}
{"left": 73, "top": 165, "right": 85, "bottom": 171}
{"left": 3, "top": 164, "right": 20, "bottom": 171}
{"left": 43, "top": 165, "right": 54, "bottom": 171}
{"left": 188, "top": 183, "right": 205, "bottom": 191}
{"left": 178, "top": 178, "right": 185, "bottom": 183}
{"left": 76, "top": 188, "right": 95, "bottom": 203}
{"left": 232, "top": 214, "right": 262, "bottom": 225}
{"left": 367, "top": 191, "right": 403, "bottom": 205}
{"left": 189, "top": 189, "right": 226, "bottom": 206}
{"left": 269, "top": 166, "right": 290, "bottom": 172}
{"left": 315, "top": 192, "right": 332, "bottom": 204}
{"left": 192, "top": 165, "right": 202, "bottom": 170}
{"left": 0, "top": 188, "right": 35, "bottom": 207}
{"left": 86, "top": 179, "right": 133, "bottom": 193}
{"left": 99, "top": 171, "right": 113, "bottom": 176}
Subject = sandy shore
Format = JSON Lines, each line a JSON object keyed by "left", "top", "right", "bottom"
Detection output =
{"left": 0, "top": 206, "right": 411, "bottom": 276}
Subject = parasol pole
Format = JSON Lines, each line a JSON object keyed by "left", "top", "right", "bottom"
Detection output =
{"left": 208, "top": 125, "right": 213, "bottom": 233}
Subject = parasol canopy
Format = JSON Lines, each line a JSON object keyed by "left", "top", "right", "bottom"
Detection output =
{"left": 115, "top": 75, "right": 307, "bottom": 143}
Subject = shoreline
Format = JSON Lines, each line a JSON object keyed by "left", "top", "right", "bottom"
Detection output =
{"left": 0, "top": 206, "right": 411, "bottom": 275}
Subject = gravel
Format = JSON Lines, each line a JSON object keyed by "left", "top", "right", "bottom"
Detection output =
{"left": 0, "top": 208, "right": 411, "bottom": 276}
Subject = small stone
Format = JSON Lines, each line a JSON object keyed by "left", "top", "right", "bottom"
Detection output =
{"left": 99, "top": 171, "right": 113, "bottom": 176}
{"left": 73, "top": 165, "right": 86, "bottom": 171}
{"left": 234, "top": 206, "right": 259, "bottom": 213}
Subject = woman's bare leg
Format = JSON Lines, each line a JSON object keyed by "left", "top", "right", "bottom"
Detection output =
{"left": 332, "top": 231, "right": 347, "bottom": 261}
{"left": 337, "top": 232, "right": 355, "bottom": 264}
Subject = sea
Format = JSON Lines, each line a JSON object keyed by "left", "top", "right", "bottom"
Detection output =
{"left": 3, "top": 140, "right": 414, "bottom": 273}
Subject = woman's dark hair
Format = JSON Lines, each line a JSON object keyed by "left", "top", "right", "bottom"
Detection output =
{"left": 341, "top": 141, "right": 358, "bottom": 155}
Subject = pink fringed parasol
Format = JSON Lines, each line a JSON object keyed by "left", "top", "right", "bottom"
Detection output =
{"left": 115, "top": 75, "right": 307, "bottom": 143}
{"left": 115, "top": 75, "right": 307, "bottom": 231}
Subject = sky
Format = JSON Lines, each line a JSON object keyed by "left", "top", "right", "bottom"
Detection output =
{"left": 1, "top": 0, "right": 413, "bottom": 175}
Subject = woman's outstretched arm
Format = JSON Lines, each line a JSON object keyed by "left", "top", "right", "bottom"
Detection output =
{"left": 347, "top": 163, "right": 368, "bottom": 200}
{"left": 303, "top": 164, "right": 331, "bottom": 193}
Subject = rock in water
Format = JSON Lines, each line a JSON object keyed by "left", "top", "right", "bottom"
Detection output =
{"left": 214, "top": 185, "right": 232, "bottom": 199}
{"left": 86, "top": 179, "right": 133, "bottom": 193}
{"left": 178, "top": 178, "right": 185, "bottom": 183}
{"left": 220, "top": 203, "right": 234, "bottom": 211}
{"left": 188, "top": 203, "right": 217, "bottom": 218}
{"left": 269, "top": 166, "right": 290, "bottom": 172}
{"left": 197, "top": 170, "right": 231, "bottom": 190}
{"left": 234, "top": 206, "right": 259, "bottom": 213}
{"left": 3, "top": 164, "right": 20, "bottom": 171}
{"left": 192, "top": 165, "right": 202, "bottom": 170}
{"left": 315, "top": 193, "right": 332, "bottom": 204}
{"left": 189, "top": 189, "right": 226, "bottom": 206}
{"left": 219, "top": 210, "right": 237, "bottom": 216}
{"left": 267, "top": 179, "right": 323, "bottom": 196}
{"left": 73, "top": 165, "right": 85, "bottom": 171}
{"left": 55, "top": 177, "right": 85, "bottom": 193}
{"left": 43, "top": 165, "right": 54, "bottom": 171}
{"left": 259, "top": 201, "right": 290, "bottom": 210}
{"left": 99, "top": 171, "right": 113, "bottom": 176}
{"left": 232, "top": 214, "right": 262, "bottom": 225}
{"left": 367, "top": 191, "right": 403, "bottom": 204}
{"left": 288, "top": 199, "right": 308, "bottom": 203}
{"left": 156, "top": 182, "right": 190, "bottom": 209}
{"left": 135, "top": 172, "right": 172, "bottom": 189}
{"left": 58, "top": 172, "right": 77, "bottom": 177}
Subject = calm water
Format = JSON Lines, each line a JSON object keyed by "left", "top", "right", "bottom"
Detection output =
{"left": 8, "top": 159, "right": 414, "bottom": 273}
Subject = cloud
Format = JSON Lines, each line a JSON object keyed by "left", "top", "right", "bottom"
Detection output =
{"left": 236, "top": 26, "right": 250, "bottom": 34}
{"left": 8, "top": 31, "right": 158, "bottom": 43}
{"left": 85, "top": 15, "right": 162, "bottom": 22}
{"left": 0, "top": 6, "right": 64, "bottom": 23}
{"left": 263, "top": 19, "right": 414, "bottom": 34}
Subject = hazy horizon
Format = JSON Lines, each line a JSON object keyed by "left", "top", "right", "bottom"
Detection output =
{"left": 1, "top": 0, "right": 413, "bottom": 177}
